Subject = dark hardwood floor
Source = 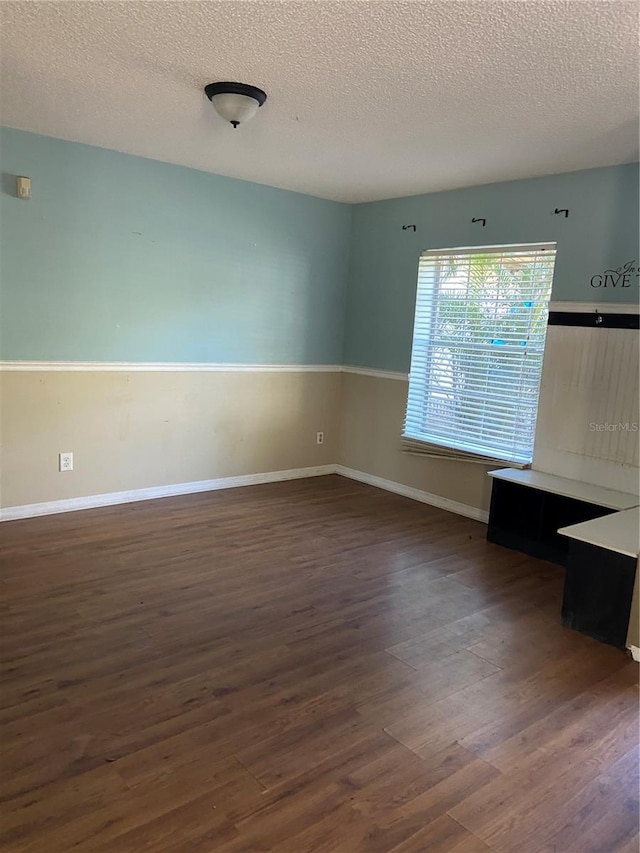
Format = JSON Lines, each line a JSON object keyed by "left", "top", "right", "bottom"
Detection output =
{"left": 1, "top": 474, "right": 638, "bottom": 852}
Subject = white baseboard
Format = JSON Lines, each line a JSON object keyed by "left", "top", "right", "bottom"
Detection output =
{"left": 628, "top": 645, "right": 640, "bottom": 663}
{"left": 0, "top": 465, "right": 338, "bottom": 522}
{"left": 335, "top": 465, "right": 489, "bottom": 523}
{"left": 1, "top": 463, "right": 488, "bottom": 524}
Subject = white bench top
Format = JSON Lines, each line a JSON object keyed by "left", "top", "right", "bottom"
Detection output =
{"left": 488, "top": 468, "right": 639, "bottom": 511}
{"left": 558, "top": 508, "right": 640, "bottom": 559}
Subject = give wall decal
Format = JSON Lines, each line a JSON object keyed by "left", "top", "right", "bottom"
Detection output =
{"left": 590, "top": 260, "right": 639, "bottom": 288}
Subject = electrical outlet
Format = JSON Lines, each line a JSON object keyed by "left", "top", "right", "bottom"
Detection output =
{"left": 316, "top": 431, "right": 324, "bottom": 445}
{"left": 59, "top": 452, "right": 73, "bottom": 472}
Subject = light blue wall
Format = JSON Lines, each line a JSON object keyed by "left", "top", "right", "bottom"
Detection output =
{"left": 1, "top": 130, "right": 637, "bottom": 371}
{"left": 345, "top": 164, "right": 639, "bottom": 372}
{"left": 0, "top": 128, "right": 352, "bottom": 363}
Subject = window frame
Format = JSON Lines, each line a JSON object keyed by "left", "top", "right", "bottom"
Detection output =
{"left": 402, "top": 242, "right": 557, "bottom": 467}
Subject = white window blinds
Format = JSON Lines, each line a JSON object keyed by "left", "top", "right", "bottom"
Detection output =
{"left": 403, "top": 243, "right": 557, "bottom": 466}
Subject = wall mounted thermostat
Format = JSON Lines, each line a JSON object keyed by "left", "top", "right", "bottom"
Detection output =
{"left": 16, "top": 176, "right": 31, "bottom": 199}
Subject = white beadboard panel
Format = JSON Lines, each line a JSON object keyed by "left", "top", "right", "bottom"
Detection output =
{"left": 534, "top": 326, "right": 639, "bottom": 493}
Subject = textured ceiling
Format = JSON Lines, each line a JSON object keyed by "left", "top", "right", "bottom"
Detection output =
{"left": 0, "top": 1, "right": 638, "bottom": 203}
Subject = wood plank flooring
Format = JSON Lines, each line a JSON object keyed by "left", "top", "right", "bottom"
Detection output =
{"left": 1, "top": 474, "right": 637, "bottom": 852}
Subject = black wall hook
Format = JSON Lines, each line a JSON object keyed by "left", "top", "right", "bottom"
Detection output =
{"left": 554, "top": 208, "right": 569, "bottom": 218}
{"left": 472, "top": 218, "right": 486, "bottom": 227}
{"left": 402, "top": 224, "right": 417, "bottom": 232}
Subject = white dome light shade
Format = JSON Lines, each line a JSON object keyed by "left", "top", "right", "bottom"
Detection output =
{"left": 209, "top": 92, "right": 260, "bottom": 126}
{"left": 204, "top": 82, "right": 267, "bottom": 128}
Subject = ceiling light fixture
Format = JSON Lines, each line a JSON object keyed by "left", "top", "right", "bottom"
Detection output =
{"left": 204, "top": 82, "right": 267, "bottom": 128}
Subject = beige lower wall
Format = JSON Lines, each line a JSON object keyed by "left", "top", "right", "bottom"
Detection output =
{"left": 338, "top": 372, "right": 494, "bottom": 513}
{"left": 0, "top": 368, "right": 490, "bottom": 515}
{"left": 0, "top": 370, "right": 340, "bottom": 509}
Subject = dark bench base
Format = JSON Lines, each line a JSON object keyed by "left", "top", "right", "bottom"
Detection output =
{"left": 487, "top": 476, "right": 637, "bottom": 648}
{"left": 487, "top": 478, "right": 616, "bottom": 565}
{"left": 561, "top": 540, "right": 637, "bottom": 648}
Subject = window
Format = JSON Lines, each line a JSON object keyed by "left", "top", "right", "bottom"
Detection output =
{"left": 403, "top": 243, "right": 557, "bottom": 466}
